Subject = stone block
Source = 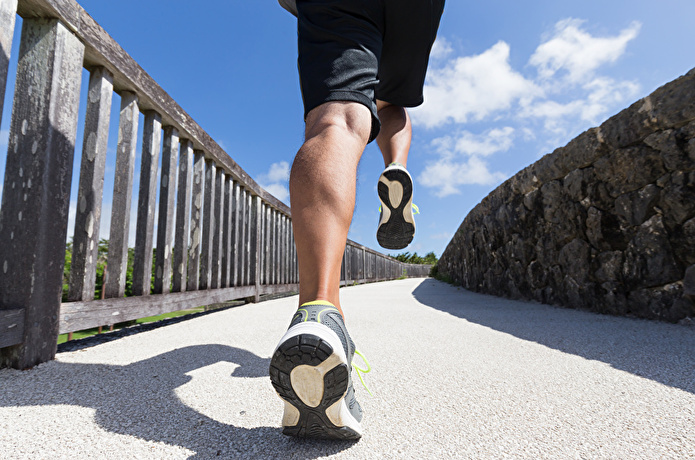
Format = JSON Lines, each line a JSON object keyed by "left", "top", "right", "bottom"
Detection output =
{"left": 560, "top": 128, "right": 609, "bottom": 170}
{"left": 559, "top": 239, "right": 592, "bottom": 282}
{"left": 527, "top": 260, "right": 547, "bottom": 289}
{"left": 628, "top": 283, "right": 686, "bottom": 322}
{"left": 644, "top": 126, "right": 695, "bottom": 172}
{"left": 684, "top": 265, "right": 695, "bottom": 296}
{"left": 673, "top": 218, "right": 695, "bottom": 266}
{"left": 657, "top": 171, "right": 695, "bottom": 227}
{"left": 586, "top": 206, "right": 626, "bottom": 251}
{"left": 599, "top": 282, "right": 628, "bottom": 315}
{"left": 623, "top": 215, "right": 681, "bottom": 288}
{"left": 595, "top": 251, "right": 624, "bottom": 283}
{"left": 614, "top": 184, "right": 661, "bottom": 227}
{"left": 593, "top": 146, "right": 666, "bottom": 197}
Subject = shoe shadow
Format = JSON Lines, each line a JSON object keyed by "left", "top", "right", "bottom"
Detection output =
{"left": 0, "top": 344, "right": 356, "bottom": 458}
{"left": 413, "top": 279, "right": 695, "bottom": 395}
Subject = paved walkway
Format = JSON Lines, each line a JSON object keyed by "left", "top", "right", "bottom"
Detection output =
{"left": 1, "top": 278, "right": 694, "bottom": 459}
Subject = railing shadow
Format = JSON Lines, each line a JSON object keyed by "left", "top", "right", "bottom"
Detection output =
{"left": 0, "top": 344, "right": 356, "bottom": 458}
{"left": 413, "top": 279, "right": 695, "bottom": 395}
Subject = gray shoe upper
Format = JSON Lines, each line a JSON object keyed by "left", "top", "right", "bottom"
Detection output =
{"left": 289, "top": 304, "right": 363, "bottom": 422}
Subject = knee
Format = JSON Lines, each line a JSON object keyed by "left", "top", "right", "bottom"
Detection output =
{"left": 305, "top": 101, "right": 372, "bottom": 145}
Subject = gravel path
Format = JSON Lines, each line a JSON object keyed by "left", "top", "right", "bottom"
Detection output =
{"left": 1, "top": 278, "right": 693, "bottom": 459}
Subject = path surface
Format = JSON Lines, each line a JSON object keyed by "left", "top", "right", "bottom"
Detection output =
{"left": 1, "top": 278, "right": 694, "bottom": 459}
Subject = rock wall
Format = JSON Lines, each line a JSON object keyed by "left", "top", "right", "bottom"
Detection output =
{"left": 438, "top": 68, "right": 695, "bottom": 322}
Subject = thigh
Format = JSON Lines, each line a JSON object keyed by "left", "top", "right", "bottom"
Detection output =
{"left": 297, "top": 0, "right": 384, "bottom": 141}
{"left": 377, "top": 0, "right": 445, "bottom": 107}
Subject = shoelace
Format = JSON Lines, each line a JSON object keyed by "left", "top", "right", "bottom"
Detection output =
{"left": 378, "top": 203, "right": 420, "bottom": 215}
{"left": 352, "top": 349, "right": 373, "bottom": 396}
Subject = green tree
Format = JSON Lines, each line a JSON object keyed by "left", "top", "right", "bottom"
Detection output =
{"left": 392, "top": 251, "right": 438, "bottom": 265}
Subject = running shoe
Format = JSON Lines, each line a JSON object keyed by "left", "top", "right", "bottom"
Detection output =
{"left": 377, "top": 163, "right": 416, "bottom": 250}
{"left": 269, "top": 301, "right": 364, "bottom": 439}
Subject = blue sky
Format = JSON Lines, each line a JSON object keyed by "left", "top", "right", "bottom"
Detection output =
{"left": 2, "top": 0, "right": 695, "bottom": 258}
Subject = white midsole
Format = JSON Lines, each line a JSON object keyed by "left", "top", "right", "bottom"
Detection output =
{"left": 275, "top": 321, "right": 362, "bottom": 434}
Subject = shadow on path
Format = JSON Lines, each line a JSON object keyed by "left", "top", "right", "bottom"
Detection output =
{"left": 0, "top": 345, "right": 354, "bottom": 458}
{"left": 413, "top": 279, "right": 695, "bottom": 395}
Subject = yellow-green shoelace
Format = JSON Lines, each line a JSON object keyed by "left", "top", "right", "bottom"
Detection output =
{"left": 353, "top": 349, "right": 373, "bottom": 396}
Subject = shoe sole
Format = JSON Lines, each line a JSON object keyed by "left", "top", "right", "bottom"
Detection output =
{"left": 269, "top": 322, "right": 363, "bottom": 440}
{"left": 377, "top": 166, "right": 414, "bottom": 250}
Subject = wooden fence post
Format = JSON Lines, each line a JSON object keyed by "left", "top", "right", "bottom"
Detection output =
{"left": 68, "top": 66, "right": 113, "bottom": 301}
{"left": 186, "top": 150, "right": 205, "bottom": 292}
{"left": 252, "top": 195, "right": 261, "bottom": 302}
{"left": 132, "top": 111, "right": 162, "bottom": 296}
{"left": 104, "top": 92, "right": 139, "bottom": 298}
{"left": 200, "top": 159, "right": 216, "bottom": 289}
{"left": 172, "top": 139, "right": 193, "bottom": 293}
{"left": 210, "top": 168, "right": 224, "bottom": 289}
{"left": 0, "top": 18, "right": 85, "bottom": 369}
{"left": 220, "top": 175, "right": 233, "bottom": 288}
{"left": 154, "top": 126, "right": 179, "bottom": 294}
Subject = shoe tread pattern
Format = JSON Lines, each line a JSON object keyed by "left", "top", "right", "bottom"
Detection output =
{"left": 377, "top": 169, "right": 414, "bottom": 250}
{"left": 269, "top": 334, "right": 360, "bottom": 440}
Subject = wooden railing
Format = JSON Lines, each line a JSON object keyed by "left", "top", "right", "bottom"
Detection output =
{"left": 0, "top": 0, "right": 431, "bottom": 369}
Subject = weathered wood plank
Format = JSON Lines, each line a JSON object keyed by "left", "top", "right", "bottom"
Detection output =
{"left": 186, "top": 150, "right": 205, "bottom": 292}
{"left": 199, "top": 159, "right": 216, "bottom": 289}
{"left": 245, "top": 192, "right": 253, "bottom": 286}
{"left": 0, "top": 0, "right": 18, "bottom": 130}
{"left": 283, "top": 215, "right": 289, "bottom": 285}
{"left": 104, "top": 92, "right": 139, "bottom": 298}
{"left": 211, "top": 167, "right": 224, "bottom": 288}
{"left": 238, "top": 188, "right": 247, "bottom": 286}
{"left": 154, "top": 126, "right": 179, "bottom": 294}
{"left": 290, "top": 221, "right": 296, "bottom": 284}
{"left": 250, "top": 195, "right": 260, "bottom": 295}
{"left": 60, "top": 286, "right": 253, "bottom": 334}
{"left": 220, "top": 175, "right": 233, "bottom": 288}
{"left": 258, "top": 203, "right": 266, "bottom": 285}
{"left": 59, "top": 283, "right": 301, "bottom": 335}
{"left": 0, "top": 18, "right": 84, "bottom": 369}
{"left": 360, "top": 248, "right": 369, "bottom": 283}
{"left": 0, "top": 309, "right": 24, "bottom": 349}
{"left": 263, "top": 205, "right": 271, "bottom": 285}
{"left": 68, "top": 66, "right": 113, "bottom": 301}
{"left": 260, "top": 283, "right": 299, "bottom": 296}
{"left": 230, "top": 181, "right": 241, "bottom": 287}
{"left": 275, "top": 211, "right": 282, "bottom": 285}
{"left": 172, "top": 139, "right": 193, "bottom": 293}
{"left": 132, "top": 111, "right": 162, "bottom": 296}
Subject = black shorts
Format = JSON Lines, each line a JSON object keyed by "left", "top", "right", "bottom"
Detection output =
{"left": 296, "top": 0, "right": 445, "bottom": 142}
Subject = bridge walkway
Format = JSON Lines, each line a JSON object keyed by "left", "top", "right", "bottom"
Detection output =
{"left": 1, "top": 278, "right": 693, "bottom": 458}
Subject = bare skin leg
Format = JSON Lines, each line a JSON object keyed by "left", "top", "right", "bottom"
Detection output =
{"left": 376, "top": 100, "right": 412, "bottom": 168}
{"left": 290, "top": 101, "right": 371, "bottom": 317}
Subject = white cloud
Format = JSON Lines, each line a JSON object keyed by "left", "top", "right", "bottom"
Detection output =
{"left": 530, "top": 19, "right": 641, "bottom": 84}
{"left": 418, "top": 156, "right": 506, "bottom": 197}
{"left": 521, "top": 76, "right": 640, "bottom": 138}
{"left": 412, "top": 41, "right": 540, "bottom": 128}
{"left": 429, "top": 37, "right": 453, "bottom": 61}
{"left": 418, "top": 128, "right": 510, "bottom": 197}
{"left": 263, "top": 183, "right": 289, "bottom": 202}
{"left": 256, "top": 161, "right": 289, "bottom": 203}
{"left": 453, "top": 127, "right": 515, "bottom": 157}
